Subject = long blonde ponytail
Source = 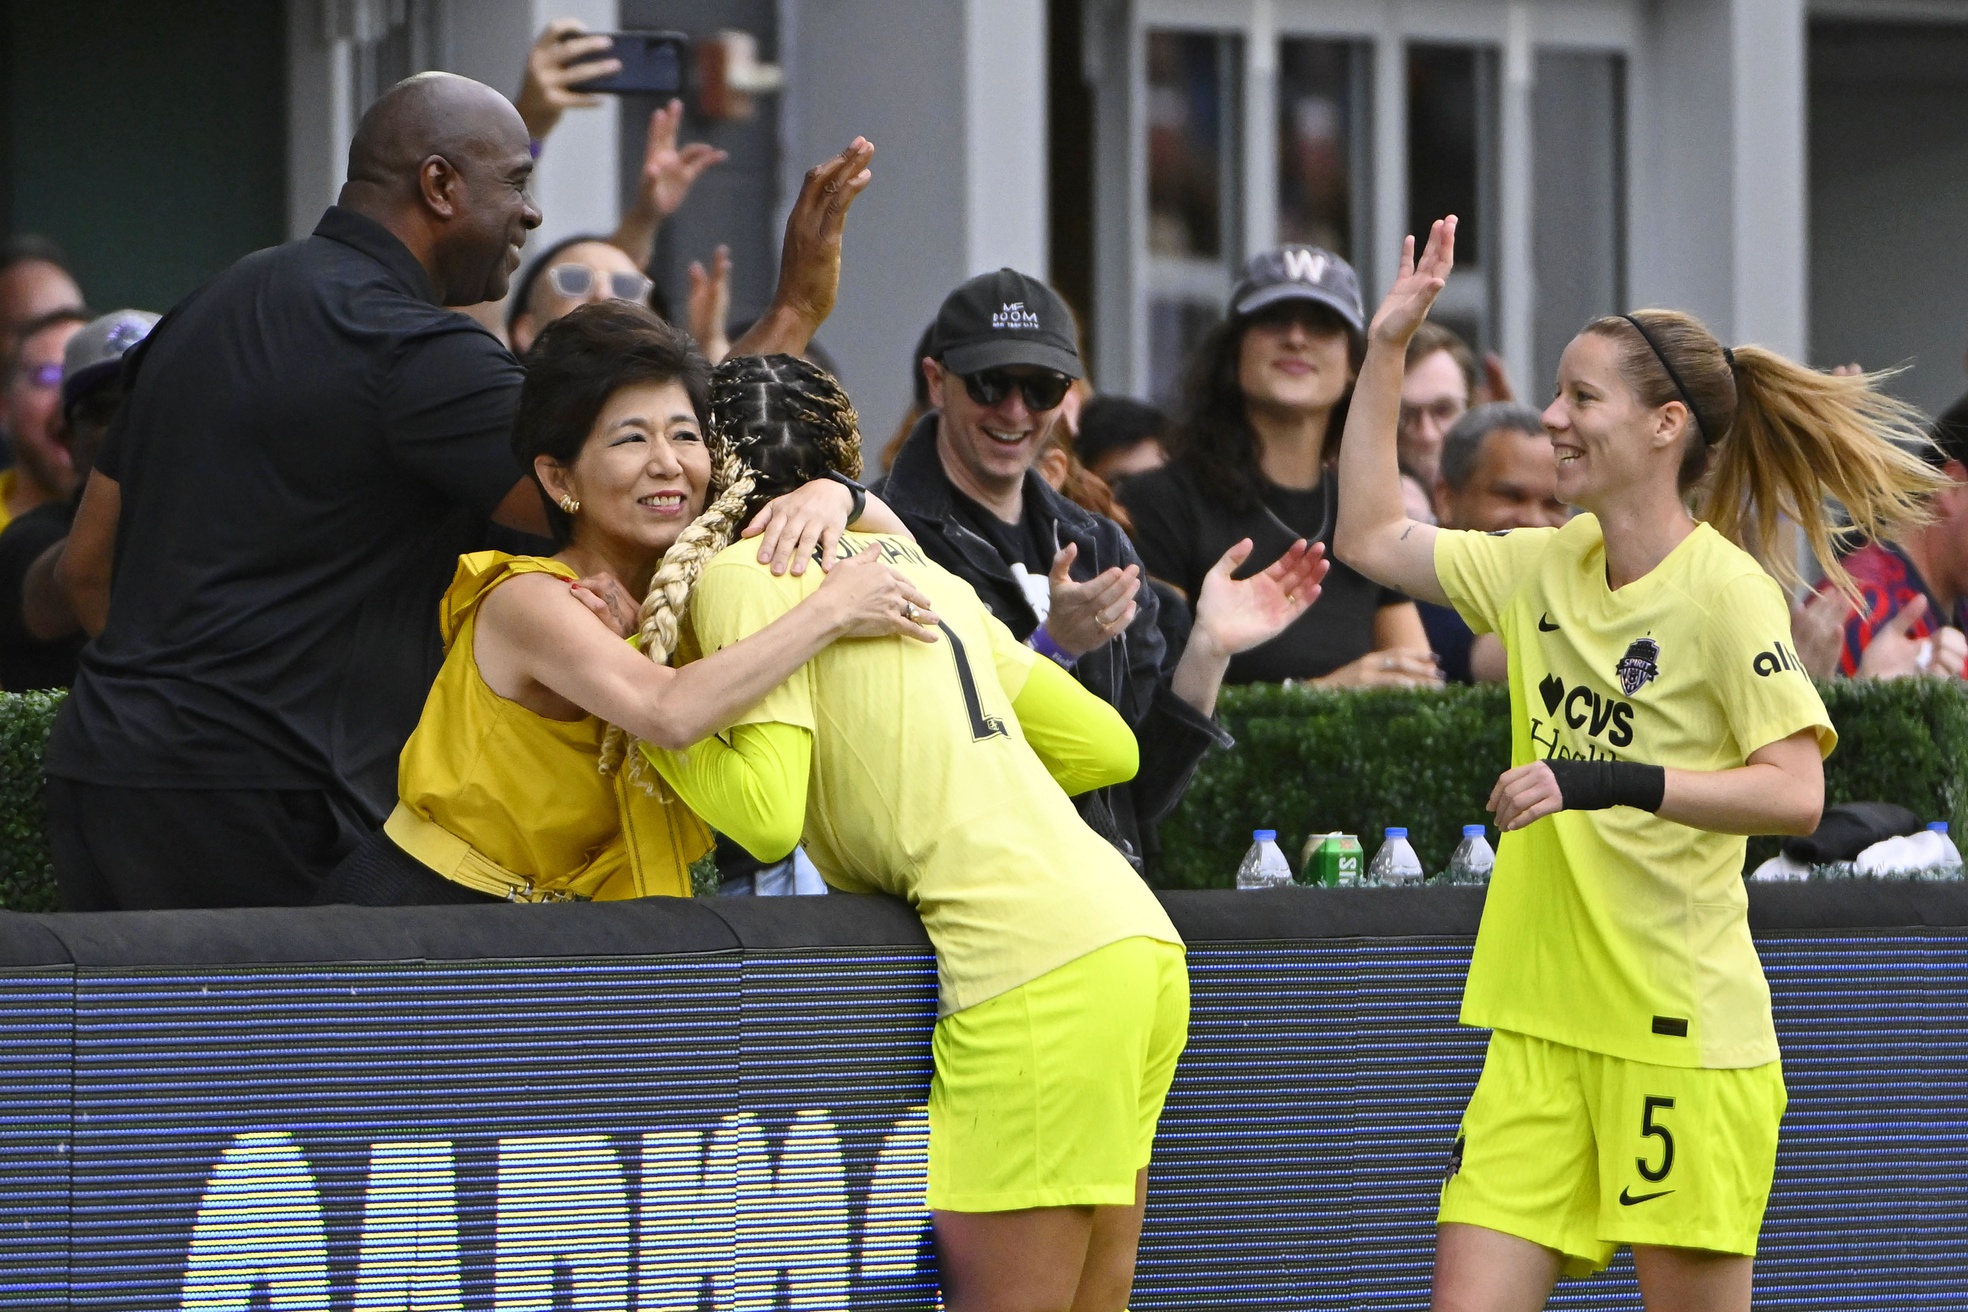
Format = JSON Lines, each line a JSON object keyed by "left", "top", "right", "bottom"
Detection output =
{"left": 1587, "top": 310, "right": 1949, "bottom": 598}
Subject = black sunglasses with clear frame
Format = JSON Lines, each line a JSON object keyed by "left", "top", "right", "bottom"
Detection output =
{"left": 960, "top": 368, "right": 1073, "bottom": 413}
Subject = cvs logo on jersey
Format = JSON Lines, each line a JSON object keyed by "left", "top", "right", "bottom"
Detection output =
{"left": 1536, "top": 672, "right": 1635, "bottom": 749}
{"left": 1752, "top": 640, "right": 1804, "bottom": 678}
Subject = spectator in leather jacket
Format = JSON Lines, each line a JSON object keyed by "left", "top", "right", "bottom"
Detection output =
{"left": 879, "top": 268, "right": 1326, "bottom": 872}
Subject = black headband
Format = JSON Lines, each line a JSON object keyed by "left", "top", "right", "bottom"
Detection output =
{"left": 1620, "top": 313, "right": 1726, "bottom": 445}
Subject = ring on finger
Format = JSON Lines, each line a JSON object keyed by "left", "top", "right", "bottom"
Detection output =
{"left": 902, "top": 601, "right": 919, "bottom": 622}
{"left": 1383, "top": 655, "right": 1396, "bottom": 671}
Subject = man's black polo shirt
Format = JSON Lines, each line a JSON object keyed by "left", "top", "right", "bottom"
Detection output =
{"left": 46, "top": 207, "right": 526, "bottom": 819}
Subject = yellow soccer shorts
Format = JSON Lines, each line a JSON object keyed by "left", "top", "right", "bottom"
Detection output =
{"left": 1438, "top": 1029, "right": 1786, "bottom": 1276}
{"left": 926, "top": 935, "right": 1189, "bottom": 1212}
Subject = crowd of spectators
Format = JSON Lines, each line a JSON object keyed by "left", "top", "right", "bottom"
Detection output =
{"left": 4, "top": 18, "right": 1966, "bottom": 912}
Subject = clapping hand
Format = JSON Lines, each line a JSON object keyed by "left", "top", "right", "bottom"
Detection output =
{"left": 1369, "top": 216, "right": 1457, "bottom": 349}
{"left": 1192, "top": 538, "right": 1328, "bottom": 658}
{"left": 1041, "top": 543, "right": 1140, "bottom": 658}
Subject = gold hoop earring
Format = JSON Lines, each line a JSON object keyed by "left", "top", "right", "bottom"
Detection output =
{"left": 558, "top": 494, "right": 580, "bottom": 515}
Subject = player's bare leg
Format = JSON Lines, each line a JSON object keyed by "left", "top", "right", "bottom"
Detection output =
{"left": 1431, "top": 1222, "right": 1562, "bottom": 1312}
{"left": 1069, "top": 1168, "right": 1149, "bottom": 1311}
{"left": 935, "top": 1204, "right": 1095, "bottom": 1312}
{"left": 1630, "top": 1245, "right": 1751, "bottom": 1312}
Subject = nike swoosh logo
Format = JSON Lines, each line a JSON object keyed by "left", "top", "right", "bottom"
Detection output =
{"left": 1618, "top": 1187, "right": 1674, "bottom": 1206}
{"left": 1538, "top": 614, "right": 1560, "bottom": 632}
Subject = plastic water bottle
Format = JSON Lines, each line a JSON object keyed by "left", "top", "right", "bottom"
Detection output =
{"left": 1367, "top": 827, "right": 1424, "bottom": 887}
{"left": 1916, "top": 822, "right": 1964, "bottom": 880}
{"left": 1443, "top": 825, "right": 1496, "bottom": 885}
{"left": 1236, "top": 829, "right": 1294, "bottom": 890}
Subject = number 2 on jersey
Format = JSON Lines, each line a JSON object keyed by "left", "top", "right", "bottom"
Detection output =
{"left": 937, "top": 621, "right": 1009, "bottom": 742}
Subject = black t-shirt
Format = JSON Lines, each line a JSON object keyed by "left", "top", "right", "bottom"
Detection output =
{"left": 1116, "top": 461, "right": 1407, "bottom": 684}
{"left": 47, "top": 207, "right": 526, "bottom": 818}
{"left": 1418, "top": 600, "right": 1476, "bottom": 684}
{"left": 0, "top": 500, "right": 81, "bottom": 691}
{"left": 946, "top": 480, "right": 1059, "bottom": 578}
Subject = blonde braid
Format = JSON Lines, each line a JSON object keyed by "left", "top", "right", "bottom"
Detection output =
{"left": 597, "top": 453, "right": 756, "bottom": 779}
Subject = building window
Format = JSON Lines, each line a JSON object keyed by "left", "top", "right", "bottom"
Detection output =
{"left": 1277, "top": 38, "right": 1372, "bottom": 266}
{"left": 1145, "top": 29, "right": 1242, "bottom": 406}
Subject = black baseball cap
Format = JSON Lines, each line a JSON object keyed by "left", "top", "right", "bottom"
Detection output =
{"left": 1229, "top": 245, "right": 1364, "bottom": 334}
{"left": 928, "top": 268, "right": 1083, "bottom": 379}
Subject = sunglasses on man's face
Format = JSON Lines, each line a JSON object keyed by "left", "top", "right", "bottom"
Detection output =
{"left": 961, "top": 368, "right": 1072, "bottom": 413}
{"left": 547, "top": 264, "right": 655, "bottom": 304}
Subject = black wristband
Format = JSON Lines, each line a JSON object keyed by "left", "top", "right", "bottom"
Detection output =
{"left": 1545, "top": 759, "right": 1666, "bottom": 813}
{"left": 823, "top": 470, "right": 867, "bottom": 525}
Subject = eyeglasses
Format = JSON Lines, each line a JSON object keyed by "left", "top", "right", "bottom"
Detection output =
{"left": 961, "top": 369, "right": 1072, "bottom": 413}
{"left": 547, "top": 264, "right": 655, "bottom": 304}
{"left": 19, "top": 362, "right": 62, "bottom": 390}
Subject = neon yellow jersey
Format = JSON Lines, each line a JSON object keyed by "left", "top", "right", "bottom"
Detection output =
{"left": 1436, "top": 516, "right": 1834, "bottom": 1068}
{"left": 684, "top": 532, "right": 1180, "bottom": 1015}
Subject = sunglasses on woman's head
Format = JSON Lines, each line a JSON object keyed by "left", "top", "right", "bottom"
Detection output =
{"left": 961, "top": 368, "right": 1072, "bottom": 413}
{"left": 547, "top": 264, "right": 655, "bottom": 304}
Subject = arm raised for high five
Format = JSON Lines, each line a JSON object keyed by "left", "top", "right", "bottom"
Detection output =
{"left": 729, "top": 139, "right": 875, "bottom": 360}
{"left": 1333, "top": 217, "right": 1459, "bottom": 606}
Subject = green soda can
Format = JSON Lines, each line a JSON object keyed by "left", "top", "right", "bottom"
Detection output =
{"left": 1299, "top": 833, "right": 1364, "bottom": 887}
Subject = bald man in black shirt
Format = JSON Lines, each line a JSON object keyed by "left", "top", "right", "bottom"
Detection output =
{"left": 44, "top": 74, "right": 872, "bottom": 910}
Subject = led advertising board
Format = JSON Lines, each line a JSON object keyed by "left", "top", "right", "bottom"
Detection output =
{"left": 0, "top": 888, "right": 1961, "bottom": 1309}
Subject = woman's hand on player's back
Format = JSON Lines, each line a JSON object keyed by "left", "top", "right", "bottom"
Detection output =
{"left": 808, "top": 549, "right": 943, "bottom": 642}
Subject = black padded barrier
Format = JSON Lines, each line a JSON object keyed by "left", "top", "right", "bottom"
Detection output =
{"left": 0, "top": 885, "right": 1960, "bottom": 1310}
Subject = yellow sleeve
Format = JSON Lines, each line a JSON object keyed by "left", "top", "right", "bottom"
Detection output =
{"left": 1010, "top": 655, "right": 1140, "bottom": 795}
{"left": 687, "top": 557, "right": 819, "bottom": 732}
{"left": 1433, "top": 526, "right": 1560, "bottom": 635}
{"left": 641, "top": 722, "right": 814, "bottom": 862}
{"left": 1701, "top": 572, "right": 1837, "bottom": 760}
{"left": 982, "top": 605, "right": 1040, "bottom": 701}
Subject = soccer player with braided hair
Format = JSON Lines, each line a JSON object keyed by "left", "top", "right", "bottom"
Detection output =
{"left": 317, "top": 304, "right": 939, "bottom": 906}
{"left": 641, "top": 353, "right": 1327, "bottom": 1312}
{"left": 1336, "top": 218, "right": 1949, "bottom": 1311}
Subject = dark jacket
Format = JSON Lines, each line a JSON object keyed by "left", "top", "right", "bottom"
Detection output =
{"left": 879, "top": 415, "right": 1230, "bottom": 871}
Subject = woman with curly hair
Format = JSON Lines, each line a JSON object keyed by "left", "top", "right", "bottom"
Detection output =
{"left": 318, "top": 303, "right": 937, "bottom": 905}
{"left": 1118, "top": 245, "right": 1441, "bottom": 689}
{"left": 634, "top": 352, "right": 1326, "bottom": 1311}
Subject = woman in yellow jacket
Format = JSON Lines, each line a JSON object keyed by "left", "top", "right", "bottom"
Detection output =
{"left": 318, "top": 303, "right": 938, "bottom": 905}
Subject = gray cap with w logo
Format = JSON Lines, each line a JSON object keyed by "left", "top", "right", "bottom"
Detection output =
{"left": 1230, "top": 245, "right": 1364, "bottom": 333}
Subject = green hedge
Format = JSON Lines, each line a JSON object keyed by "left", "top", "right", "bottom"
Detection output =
{"left": 0, "top": 691, "right": 65, "bottom": 911}
{"left": 1153, "top": 680, "right": 1968, "bottom": 889}
{"left": 0, "top": 682, "right": 1962, "bottom": 907}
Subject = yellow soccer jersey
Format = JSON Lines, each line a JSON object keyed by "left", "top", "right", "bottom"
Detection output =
{"left": 1436, "top": 516, "right": 1834, "bottom": 1068}
{"left": 685, "top": 532, "right": 1181, "bottom": 1015}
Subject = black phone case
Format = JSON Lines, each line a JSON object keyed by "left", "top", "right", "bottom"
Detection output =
{"left": 568, "top": 31, "right": 688, "bottom": 96}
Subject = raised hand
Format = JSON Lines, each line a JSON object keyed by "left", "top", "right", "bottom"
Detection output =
{"left": 515, "top": 20, "right": 618, "bottom": 142}
{"left": 1369, "top": 216, "right": 1457, "bottom": 349}
{"left": 688, "top": 244, "right": 733, "bottom": 365}
{"left": 636, "top": 100, "right": 728, "bottom": 219}
{"left": 730, "top": 139, "right": 875, "bottom": 358}
{"left": 1193, "top": 538, "right": 1328, "bottom": 656}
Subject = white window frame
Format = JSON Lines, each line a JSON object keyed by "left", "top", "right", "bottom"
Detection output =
{"left": 1092, "top": 0, "right": 1642, "bottom": 401}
